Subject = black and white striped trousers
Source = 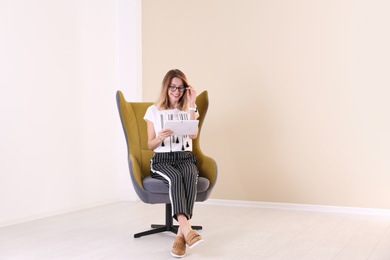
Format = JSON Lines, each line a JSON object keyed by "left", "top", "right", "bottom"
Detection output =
{"left": 150, "top": 152, "right": 199, "bottom": 220}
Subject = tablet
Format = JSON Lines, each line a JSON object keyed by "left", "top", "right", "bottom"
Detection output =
{"left": 164, "top": 120, "right": 199, "bottom": 135}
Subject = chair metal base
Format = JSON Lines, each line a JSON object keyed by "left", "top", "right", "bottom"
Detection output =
{"left": 134, "top": 204, "right": 202, "bottom": 238}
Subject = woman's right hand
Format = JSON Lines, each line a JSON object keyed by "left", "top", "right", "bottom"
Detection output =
{"left": 147, "top": 120, "right": 173, "bottom": 150}
{"left": 157, "top": 128, "right": 173, "bottom": 141}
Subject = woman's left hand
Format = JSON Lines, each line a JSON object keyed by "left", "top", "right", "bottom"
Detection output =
{"left": 186, "top": 85, "right": 197, "bottom": 106}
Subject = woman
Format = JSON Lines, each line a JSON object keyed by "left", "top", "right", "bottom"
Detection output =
{"left": 144, "top": 69, "right": 203, "bottom": 258}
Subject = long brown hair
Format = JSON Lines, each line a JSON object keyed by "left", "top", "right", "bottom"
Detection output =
{"left": 155, "top": 69, "right": 189, "bottom": 110}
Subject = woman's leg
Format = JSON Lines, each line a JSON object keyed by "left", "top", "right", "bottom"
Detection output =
{"left": 175, "top": 152, "right": 199, "bottom": 218}
{"left": 177, "top": 214, "right": 192, "bottom": 238}
{"left": 177, "top": 213, "right": 203, "bottom": 248}
{"left": 150, "top": 153, "right": 190, "bottom": 217}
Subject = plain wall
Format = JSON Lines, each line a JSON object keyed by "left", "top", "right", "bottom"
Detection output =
{"left": 0, "top": 0, "right": 141, "bottom": 226}
{"left": 142, "top": 0, "right": 390, "bottom": 209}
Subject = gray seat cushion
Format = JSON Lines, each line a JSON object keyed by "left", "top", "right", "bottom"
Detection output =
{"left": 143, "top": 176, "right": 210, "bottom": 194}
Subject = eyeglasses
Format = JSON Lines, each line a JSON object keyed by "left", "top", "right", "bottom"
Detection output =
{"left": 169, "top": 86, "right": 186, "bottom": 92}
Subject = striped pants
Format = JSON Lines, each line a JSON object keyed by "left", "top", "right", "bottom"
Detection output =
{"left": 150, "top": 152, "right": 199, "bottom": 220}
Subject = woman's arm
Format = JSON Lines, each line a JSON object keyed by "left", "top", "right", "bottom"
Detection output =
{"left": 146, "top": 120, "right": 173, "bottom": 150}
{"left": 188, "top": 110, "right": 199, "bottom": 139}
{"left": 187, "top": 85, "right": 199, "bottom": 139}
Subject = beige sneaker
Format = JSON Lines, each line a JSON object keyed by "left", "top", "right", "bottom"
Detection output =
{"left": 171, "top": 236, "right": 186, "bottom": 258}
{"left": 185, "top": 230, "right": 203, "bottom": 249}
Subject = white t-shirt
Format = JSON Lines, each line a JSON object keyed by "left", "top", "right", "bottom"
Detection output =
{"left": 144, "top": 105, "right": 197, "bottom": 153}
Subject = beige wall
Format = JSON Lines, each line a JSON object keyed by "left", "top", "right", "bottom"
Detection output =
{"left": 142, "top": 0, "right": 390, "bottom": 209}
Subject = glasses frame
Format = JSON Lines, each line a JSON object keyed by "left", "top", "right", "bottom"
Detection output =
{"left": 169, "top": 85, "right": 186, "bottom": 92}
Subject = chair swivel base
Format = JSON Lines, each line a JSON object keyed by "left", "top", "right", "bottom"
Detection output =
{"left": 133, "top": 204, "right": 202, "bottom": 238}
{"left": 134, "top": 224, "right": 202, "bottom": 238}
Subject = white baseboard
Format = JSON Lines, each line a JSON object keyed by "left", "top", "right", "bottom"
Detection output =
{"left": 0, "top": 199, "right": 120, "bottom": 228}
{"left": 3, "top": 199, "right": 389, "bottom": 228}
{"left": 204, "top": 199, "right": 390, "bottom": 216}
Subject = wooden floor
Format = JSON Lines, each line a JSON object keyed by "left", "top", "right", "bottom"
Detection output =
{"left": 1, "top": 201, "right": 390, "bottom": 259}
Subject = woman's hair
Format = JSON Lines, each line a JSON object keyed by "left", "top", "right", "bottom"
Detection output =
{"left": 155, "top": 69, "right": 189, "bottom": 110}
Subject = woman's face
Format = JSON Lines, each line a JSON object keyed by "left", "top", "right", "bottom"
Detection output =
{"left": 168, "top": 77, "right": 185, "bottom": 106}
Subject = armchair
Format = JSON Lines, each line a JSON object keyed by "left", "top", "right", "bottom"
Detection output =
{"left": 116, "top": 90, "right": 217, "bottom": 238}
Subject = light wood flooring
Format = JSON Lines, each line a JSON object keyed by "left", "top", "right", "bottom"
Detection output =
{"left": 1, "top": 201, "right": 390, "bottom": 259}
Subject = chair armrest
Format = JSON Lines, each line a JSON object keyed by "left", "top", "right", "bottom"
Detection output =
{"left": 196, "top": 154, "right": 218, "bottom": 188}
{"left": 129, "top": 154, "right": 144, "bottom": 189}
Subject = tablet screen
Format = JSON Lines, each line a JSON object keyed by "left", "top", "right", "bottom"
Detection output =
{"left": 164, "top": 120, "right": 199, "bottom": 135}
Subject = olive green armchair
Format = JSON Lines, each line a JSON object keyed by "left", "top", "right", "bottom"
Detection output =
{"left": 116, "top": 90, "right": 218, "bottom": 238}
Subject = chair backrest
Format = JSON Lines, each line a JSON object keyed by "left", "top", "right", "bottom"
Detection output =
{"left": 116, "top": 90, "right": 217, "bottom": 189}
